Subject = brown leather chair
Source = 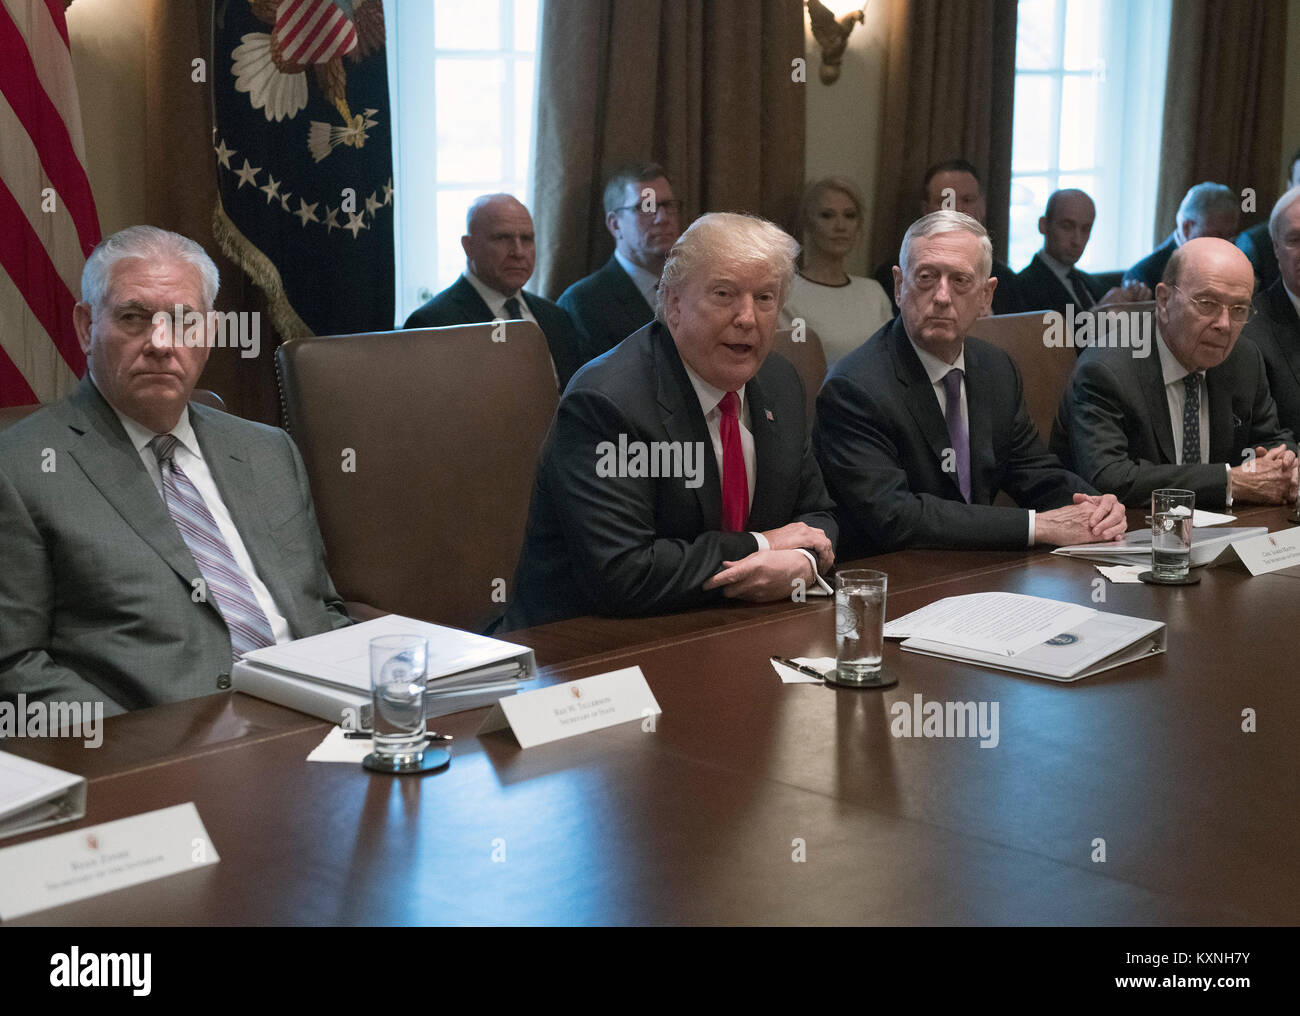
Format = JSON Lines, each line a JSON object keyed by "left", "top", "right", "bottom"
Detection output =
{"left": 770, "top": 326, "right": 826, "bottom": 429}
{"left": 276, "top": 322, "right": 560, "bottom": 632}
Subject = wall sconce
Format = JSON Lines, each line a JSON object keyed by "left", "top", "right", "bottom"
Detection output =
{"left": 807, "top": 1, "right": 868, "bottom": 85}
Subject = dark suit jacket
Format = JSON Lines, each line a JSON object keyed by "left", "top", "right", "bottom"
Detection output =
{"left": 558, "top": 255, "right": 655, "bottom": 365}
{"left": 1241, "top": 278, "right": 1300, "bottom": 438}
{"left": 813, "top": 318, "right": 1091, "bottom": 558}
{"left": 872, "top": 256, "right": 1022, "bottom": 316}
{"left": 1016, "top": 252, "right": 1109, "bottom": 314}
{"left": 1236, "top": 222, "right": 1280, "bottom": 291}
{"left": 500, "top": 321, "right": 837, "bottom": 630}
{"left": 1124, "top": 231, "right": 1178, "bottom": 289}
{"left": 1049, "top": 336, "right": 1297, "bottom": 508}
{"left": 0, "top": 377, "right": 352, "bottom": 715}
{"left": 403, "top": 274, "right": 584, "bottom": 389}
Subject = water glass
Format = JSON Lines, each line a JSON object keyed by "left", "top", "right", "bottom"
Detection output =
{"left": 835, "top": 570, "right": 888, "bottom": 684}
{"left": 1151, "top": 489, "right": 1195, "bottom": 580}
{"left": 370, "top": 635, "right": 428, "bottom": 765}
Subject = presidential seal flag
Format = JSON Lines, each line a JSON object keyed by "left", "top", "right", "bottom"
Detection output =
{"left": 212, "top": 0, "right": 394, "bottom": 338}
{"left": 0, "top": 0, "right": 101, "bottom": 407}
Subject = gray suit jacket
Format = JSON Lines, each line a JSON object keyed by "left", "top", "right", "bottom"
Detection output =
{"left": 0, "top": 377, "right": 351, "bottom": 715}
{"left": 1049, "top": 337, "right": 1296, "bottom": 508}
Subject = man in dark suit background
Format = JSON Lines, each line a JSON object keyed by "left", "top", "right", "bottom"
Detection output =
{"left": 1053, "top": 238, "right": 1297, "bottom": 509}
{"left": 1124, "top": 182, "right": 1240, "bottom": 289}
{"left": 1235, "top": 148, "right": 1300, "bottom": 291}
{"left": 0, "top": 227, "right": 351, "bottom": 715}
{"left": 558, "top": 162, "right": 682, "bottom": 365}
{"left": 816, "top": 210, "right": 1126, "bottom": 558}
{"left": 1017, "top": 189, "right": 1150, "bottom": 314}
{"left": 404, "top": 193, "right": 583, "bottom": 388}
{"left": 872, "top": 159, "right": 1022, "bottom": 316}
{"left": 1241, "top": 185, "right": 1300, "bottom": 438}
{"left": 501, "top": 212, "right": 836, "bottom": 630}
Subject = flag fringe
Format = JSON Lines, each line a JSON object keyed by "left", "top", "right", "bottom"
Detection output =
{"left": 212, "top": 195, "right": 315, "bottom": 339}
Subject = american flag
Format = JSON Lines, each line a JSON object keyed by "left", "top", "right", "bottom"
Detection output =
{"left": 0, "top": 0, "right": 100, "bottom": 407}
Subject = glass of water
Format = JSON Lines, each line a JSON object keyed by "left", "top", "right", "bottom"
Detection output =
{"left": 370, "top": 635, "right": 428, "bottom": 766}
{"left": 1151, "top": 488, "right": 1195, "bottom": 581}
{"left": 835, "top": 569, "right": 888, "bottom": 685}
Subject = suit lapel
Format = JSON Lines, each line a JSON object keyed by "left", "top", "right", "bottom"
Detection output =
{"left": 1141, "top": 343, "right": 1178, "bottom": 463}
{"left": 745, "top": 370, "right": 779, "bottom": 525}
{"left": 64, "top": 379, "right": 208, "bottom": 594}
{"left": 963, "top": 342, "right": 994, "bottom": 503}
{"left": 1268, "top": 281, "right": 1300, "bottom": 390}
{"left": 653, "top": 325, "right": 720, "bottom": 526}
{"left": 1206, "top": 363, "right": 1235, "bottom": 463}
{"left": 891, "top": 322, "right": 965, "bottom": 500}
{"left": 452, "top": 275, "right": 495, "bottom": 320}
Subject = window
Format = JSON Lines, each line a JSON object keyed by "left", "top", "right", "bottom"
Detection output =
{"left": 386, "top": 0, "right": 542, "bottom": 324}
{"left": 1009, "top": 0, "right": 1171, "bottom": 273}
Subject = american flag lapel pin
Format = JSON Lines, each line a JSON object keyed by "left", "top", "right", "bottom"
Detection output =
{"left": 765, "top": 409, "right": 775, "bottom": 422}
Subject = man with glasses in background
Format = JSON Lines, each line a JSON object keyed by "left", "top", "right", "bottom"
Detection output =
{"left": 1052, "top": 238, "right": 1297, "bottom": 509}
{"left": 559, "top": 162, "right": 682, "bottom": 367}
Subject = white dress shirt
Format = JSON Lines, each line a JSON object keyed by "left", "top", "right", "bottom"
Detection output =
{"left": 613, "top": 249, "right": 661, "bottom": 310}
{"left": 1154, "top": 329, "right": 1232, "bottom": 503}
{"left": 908, "top": 337, "right": 1036, "bottom": 545}
{"left": 463, "top": 270, "right": 539, "bottom": 325}
{"left": 111, "top": 403, "right": 292, "bottom": 645}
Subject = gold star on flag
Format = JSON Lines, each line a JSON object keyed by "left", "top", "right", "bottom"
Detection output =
{"left": 294, "top": 198, "right": 320, "bottom": 227}
{"left": 234, "top": 159, "right": 260, "bottom": 189}
{"left": 364, "top": 192, "right": 382, "bottom": 218}
{"left": 214, "top": 139, "right": 235, "bottom": 170}
{"left": 383, "top": 179, "right": 394, "bottom": 205}
{"left": 343, "top": 210, "right": 368, "bottom": 238}
{"left": 323, "top": 206, "right": 341, "bottom": 233}
{"left": 259, "top": 174, "right": 282, "bottom": 205}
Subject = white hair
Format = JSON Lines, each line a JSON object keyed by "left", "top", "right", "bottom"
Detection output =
{"left": 1269, "top": 185, "right": 1300, "bottom": 244}
{"left": 1176, "top": 182, "right": 1238, "bottom": 226}
{"left": 81, "top": 226, "right": 219, "bottom": 311}
{"left": 899, "top": 210, "right": 993, "bottom": 281}
{"left": 656, "top": 212, "right": 799, "bottom": 321}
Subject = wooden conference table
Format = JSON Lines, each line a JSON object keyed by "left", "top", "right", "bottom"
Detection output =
{"left": 5, "top": 507, "right": 1299, "bottom": 925}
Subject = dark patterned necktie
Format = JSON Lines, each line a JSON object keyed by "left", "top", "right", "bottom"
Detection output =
{"left": 941, "top": 368, "right": 971, "bottom": 502}
{"left": 149, "top": 435, "right": 275, "bottom": 659}
{"left": 1182, "top": 373, "right": 1202, "bottom": 464}
{"left": 503, "top": 296, "right": 522, "bottom": 319}
{"left": 1067, "top": 268, "right": 1095, "bottom": 310}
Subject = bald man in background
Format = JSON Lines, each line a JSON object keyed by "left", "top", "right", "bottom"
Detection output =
{"left": 1017, "top": 189, "right": 1150, "bottom": 314}
{"left": 404, "top": 193, "right": 584, "bottom": 388}
{"left": 1052, "top": 238, "right": 1296, "bottom": 508}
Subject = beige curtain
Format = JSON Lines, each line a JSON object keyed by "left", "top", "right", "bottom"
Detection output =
{"left": 531, "top": 0, "right": 806, "bottom": 300}
{"left": 869, "top": 0, "right": 1017, "bottom": 268}
{"left": 1153, "top": 0, "right": 1288, "bottom": 244}
{"left": 142, "top": 0, "right": 281, "bottom": 425}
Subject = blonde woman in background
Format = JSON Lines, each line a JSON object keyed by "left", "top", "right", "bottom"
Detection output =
{"left": 780, "top": 176, "right": 893, "bottom": 370}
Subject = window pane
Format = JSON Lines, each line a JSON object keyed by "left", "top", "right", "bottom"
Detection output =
{"left": 514, "top": 58, "right": 535, "bottom": 184}
{"left": 1058, "top": 75, "right": 1097, "bottom": 171}
{"left": 514, "top": 0, "right": 540, "bottom": 51}
{"left": 436, "top": 60, "right": 505, "bottom": 182}
{"left": 1016, "top": 0, "right": 1059, "bottom": 69}
{"left": 1013, "top": 74, "right": 1052, "bottom": 173}
{"left": 437, "top": 191, "right": 478, "bottom": 291}
{"left": 1063, "top": 0, "right": 1101, "bottom": 70}
{"left": 436, "top": 0, "right": 501, "bottom": 51}
{"left": 1008, "top": 176, "right": 1051, "bottom": 270}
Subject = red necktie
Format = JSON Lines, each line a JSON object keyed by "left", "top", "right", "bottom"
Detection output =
{"left": 719, "top": 391, "right": 748, "bottom": 531}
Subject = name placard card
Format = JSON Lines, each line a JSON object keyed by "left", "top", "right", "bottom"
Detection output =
{"left": 478, "top": 666, "right": 661, "bottom": 749}
{"left": 0, "top": 802, "right": 218, "bottom": 920}
{"left": 1230, "top": 527, "right": 1300, "bottom": 576}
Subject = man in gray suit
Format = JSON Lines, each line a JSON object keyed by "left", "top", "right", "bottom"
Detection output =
{"left": 0, "top": 226, "right": 351, "bottom": 716}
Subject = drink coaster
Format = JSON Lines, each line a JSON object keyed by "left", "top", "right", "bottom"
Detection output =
{"left": 1137, "top": 571, "right": 1201, "bottom": 585}
{"left": 363, "top": 747, "right": 451, "bottom": 774}
{"left": 824, "top": 669, "right": 898, "bottom": 689}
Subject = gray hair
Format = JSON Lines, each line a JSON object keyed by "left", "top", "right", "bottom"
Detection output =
{"left": 656, "top": 212, "right": 799, "bottom": 321}
{"left": 1269, "top": 184, "right": 1300, "bottom": 244}
{"left": 1176, "top": 182, "right": 1238, "bottom": 226}
{"left": 81, "top": 226, "right": 219, "bottom": 311}
{"left": 603, "top": 162, "right": 670, "bottom": 216}
{"left": 899, "top": 210, "right": 992, "bottom": 281}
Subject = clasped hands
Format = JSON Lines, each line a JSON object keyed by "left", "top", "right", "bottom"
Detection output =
{"left": 703, "top": 522, "right": 833, "bottom": 601}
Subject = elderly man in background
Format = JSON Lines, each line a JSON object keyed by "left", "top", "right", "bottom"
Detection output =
{"left": 0, "top": 226, "right": 351, "bottom": 715}
{"left": 815, "top": 210, "right": 1126, "bottom": 557}
{"left": 558, "top": 162, "right": 683, "bottom": 366}
{"left": 1240, "top": 186, "right": 1300, "bottom": 440}
{"left": 1124, "top": 182, "right": 1241, "bottom": 290}
{"left": 1235, "top": 148, "right": 1300, "bottom": 290}
{"left": 1053, "top": 238, "right": 1296, "bottom": 508}
{"left": 404, "top": 193, "right": 584, "bottom": 388}
{"left": 501, "top": 212, "right": 836, "bottom": 630}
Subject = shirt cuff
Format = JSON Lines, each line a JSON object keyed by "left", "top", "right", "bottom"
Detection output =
{"left": 1027, "top": 509, "right": 1036, "bottom": 546}
{"left": 751, "top": 531, "right": 769, "bottom": 552}
{"left": 1225, "top": 463, "right": 1233, "bottom": 507}
{"left": 795, "top": 548, "right": 833, "bottom": 595}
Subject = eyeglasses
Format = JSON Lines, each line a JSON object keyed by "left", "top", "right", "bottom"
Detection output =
{"left": 612, "top": 199, "right": 682, "bottom": 219}
{"left": 1169, "top": 285, "right": 1253, "bottom": 324}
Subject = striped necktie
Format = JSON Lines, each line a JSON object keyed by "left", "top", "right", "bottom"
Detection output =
{"left": 149, "top": 434, "right": 276, "bottom": 660}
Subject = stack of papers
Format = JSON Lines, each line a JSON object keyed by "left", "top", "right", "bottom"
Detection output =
{"left": 231, "top": 615, "right": 536, "bottom": 727}
{"left": 1051, "top": 526, "right": 1268, "bottom": 568}
{"left": 884, "top": 592, "right": 1165, "bottom": 682}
